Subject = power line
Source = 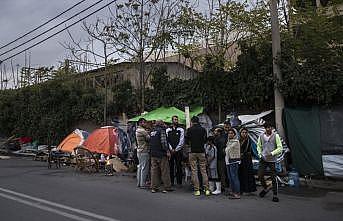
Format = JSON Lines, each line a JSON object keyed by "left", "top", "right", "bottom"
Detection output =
{"left": 0, "top": 0, "right": 106, "bottom": 57}
{"left": 0, "top": 0, "right": 88, "bottom": 51}
{"left": 0, "top": 0, "right": 116, "bottom": 63}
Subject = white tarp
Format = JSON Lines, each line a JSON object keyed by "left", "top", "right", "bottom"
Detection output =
{"left": 198, "top": 114, "right": 213, "bottom": 134}
{"left": 322, "top": 155, "right": 343, "bottom": 177}
{"left": 238, "top": 110, "right": 273, "bottom": 125}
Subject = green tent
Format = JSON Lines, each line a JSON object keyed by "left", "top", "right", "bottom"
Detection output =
{"left": 129, "top": 106, "right": 203, "bottom": 125}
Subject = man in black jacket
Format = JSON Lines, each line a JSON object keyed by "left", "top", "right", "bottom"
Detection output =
{"left": 166, "top": 116, "right": 185, "bottom": 186}
{"left": 186, "top": 116, "right": 210, "bottom": 196}
{"left": 149, "top": 120, "right": 172, "bottom": 193}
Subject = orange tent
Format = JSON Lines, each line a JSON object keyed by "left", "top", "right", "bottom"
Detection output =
{"left": 83, "top": 126, "right": 119, "bottom": 155}
{"left": 57, "top": 129, "right": 89, "bottom": 153}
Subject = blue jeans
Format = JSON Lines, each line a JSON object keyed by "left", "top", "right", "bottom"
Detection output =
{"left": 226, "top": 163, "right": 240, "bottom": 194}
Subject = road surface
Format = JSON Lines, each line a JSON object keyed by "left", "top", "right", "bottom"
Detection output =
{"left": 0, "top": 157, "right": 342, "bottom": 221}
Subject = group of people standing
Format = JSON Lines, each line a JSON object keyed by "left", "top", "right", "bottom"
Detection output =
{"left": 135, "top": 115, "right": 283, "bottom": 202}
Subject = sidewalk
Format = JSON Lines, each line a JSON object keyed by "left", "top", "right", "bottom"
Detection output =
{"left": 0, "top": 155, "right": 11, "bottom": 160}
{"left": 301, "top": 178, "right": 343, "bottom": 192}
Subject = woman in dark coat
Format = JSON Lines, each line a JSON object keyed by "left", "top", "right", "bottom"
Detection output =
{"left": 213, "top": 127, "right": 228, "bottom": 194}
{"left": 239, "top": 128, "right": 257, "bottom": 193}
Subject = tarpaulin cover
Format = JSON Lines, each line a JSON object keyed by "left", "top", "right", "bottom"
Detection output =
{"left": 284, "top": 107, "right": 324, "bottom": 176}
{"left": 322, "top": 155, "right": 343, "bottom": 177}
{"left": 319, "top": 106, "right": 343, "bottom": 155}
{"left": 57, "top": 129, "right": 89, "bottom": 153}
{"left": 319, "top": 106, "right": 343, "bottom": 177}
{"left": 83, "top": 126, "right": 119, "bottom": 155}
{"left": 218, "top": 110, "right": 287, "bottom": 159}
{"left": 129, "top": 106, "right": 203, "bottom": 124}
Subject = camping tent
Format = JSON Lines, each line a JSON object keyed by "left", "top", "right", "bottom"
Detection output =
{"left": 57, "top": 129, "right": 89, "bottom": 153}
{"left": 217, "top": 110, "right": 287, "bottom": 160}
{"left": 129, "top": 106, "right": 204, "bottom": 125}
{"left": 83, "top": 126, "right": 119, "bottom": 156}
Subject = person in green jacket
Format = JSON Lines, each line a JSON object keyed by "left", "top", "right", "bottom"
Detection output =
{"left": 257, "top": 123, "right": 283, "bottom": 202}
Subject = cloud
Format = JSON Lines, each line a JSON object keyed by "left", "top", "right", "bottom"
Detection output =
{"left": 0, "top": 0, "right": 112, "bottom": 71}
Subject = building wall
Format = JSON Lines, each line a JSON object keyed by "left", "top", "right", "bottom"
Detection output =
{"left": 78, "top": 62, "right": 199, "bottom": 89}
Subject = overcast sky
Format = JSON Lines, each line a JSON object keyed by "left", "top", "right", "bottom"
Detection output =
{"left": 0, "top": 0, "right": 212, "bottom": 87}
{"left": 0, "top": 0, "right": 115, "bottom": 85}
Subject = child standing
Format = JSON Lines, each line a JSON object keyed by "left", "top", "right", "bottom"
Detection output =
{"left": 205, "top": 136, "right": 219, "bottom": 194}
{"left": 105, "top": 155, "right": 114, "bottom": 176}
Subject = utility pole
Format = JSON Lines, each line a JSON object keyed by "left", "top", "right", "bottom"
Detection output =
{"left": 270, "top": 0, "right": 285, "bottom": 138}
{"left": 16, "top": 64, "right": 19, "bottom": 89}
{"left": 139, "top": 0, "right": 145, "bottom": 113}
{"left": 0, "top": 62, "right": 3, "bottom": 90}
{"left": 104, "top": 45, "right": 108, "bottom": 125}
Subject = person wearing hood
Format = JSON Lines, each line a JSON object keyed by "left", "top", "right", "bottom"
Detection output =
{"left": 212, "top": 127, "right": 228, "bottom": 195}
{"left": 239, "top": 128, "right": 257, "bottom": 194}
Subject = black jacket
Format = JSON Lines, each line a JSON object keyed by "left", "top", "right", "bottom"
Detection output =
{"left": 214, "top": 132, "right": 228, "bottom": 160}
{"left": 186, "top": 124, "right": 207, "bottom": 153}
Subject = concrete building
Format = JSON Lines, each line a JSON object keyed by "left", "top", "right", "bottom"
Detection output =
{"left": 75, "top": 61, "right": 199, "bottom": 89}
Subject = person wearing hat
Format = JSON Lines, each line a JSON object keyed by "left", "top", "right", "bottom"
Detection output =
{"left": 186, "top": 116, "right": 210, "bottom": 196}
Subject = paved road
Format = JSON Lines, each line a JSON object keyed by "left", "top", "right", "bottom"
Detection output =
{"left": 0, "top": 157, "right": 342, "bottom": 221}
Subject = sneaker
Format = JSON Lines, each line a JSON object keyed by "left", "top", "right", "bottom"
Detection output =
{"left": 229, "top": 194, "right": 241, "bottom": 199}
{"left": 272, "top": 196, "right": 279, "bottom": 202}
{"left": 205, "top": 189, "right": 211, "bottom": 196}
{"left": 139, "top": 185, "right": 150, "bottom": 189}
{"left": 151, "top": 189, "right": 157, "bottom": 193}
{"left": 212, "top": 190, "right": 221, "bottom": 195}
{"left": 194, "top": 190, "right": 201, "bottom": 196}
{"left": 162, "top": 190, "right": 167, "bottom": 194}
{"left": 259, "top": 189, "right": 269, "bottom": 198}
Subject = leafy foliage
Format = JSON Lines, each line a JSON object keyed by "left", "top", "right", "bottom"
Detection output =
{"left": 0, "top": 80, "right": 103, "bottom": 145}
{"left": 109, "top": 80, "right": 138, "bottom": 116}
{"left": 146, "top": 66, "right": 200, "bottom": 110}
{"left": 278, "top": 8, "right": 343, "bottom": 105}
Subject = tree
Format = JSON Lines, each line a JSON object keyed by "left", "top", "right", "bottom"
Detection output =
{"left": 62, "top": 19, "right": 118, "bottom": 70}
{"left": 278, "top": 5, "right": 343, "bottom": 105}
{"left": 62, "top": 19, "right": 120, "bottom": 124}
{"left": 108, "top": 0, "right": 186, "bottom": 111}
{"left": 174, "top": 1, "right": 270, "bottom": 70}
{"left": 0, "top": 79, "right": 103, "bottom": 144}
